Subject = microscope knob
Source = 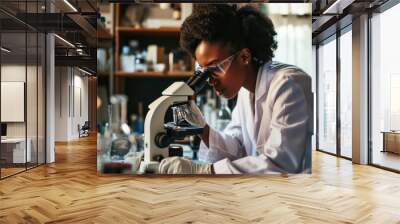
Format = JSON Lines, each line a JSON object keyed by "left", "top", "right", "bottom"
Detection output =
{"left": 155, "top": 132, "right": 172, "bottom": 148}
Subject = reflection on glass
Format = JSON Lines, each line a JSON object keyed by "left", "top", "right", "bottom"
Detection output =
{"left": 1, "top": 31, "right": 27, "bottom": 177}
{"left": 371, "top": 4, "right": 400, "bottom": 171}
{"left": 340, "top": 30, "right": 352, "bottom": 158}
{"left": 318, "top": 38, "right": 337, "bottom": 154}
{"left": 0, "top": 0, "right": 46, "bottom": 178}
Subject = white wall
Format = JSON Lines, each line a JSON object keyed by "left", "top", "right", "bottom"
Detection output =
{"left": 55, "top": 66, "right": 68, "bottom": 141}
{"left": 54, "top": 67, "right": 89, "bottom": 141}
{"left": 1, "top": 65, "right": 29, "bottom": 137}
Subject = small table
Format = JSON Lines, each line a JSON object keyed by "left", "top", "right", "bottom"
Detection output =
{"left": 381, "top": 131, "right": 400, "bottom": 154}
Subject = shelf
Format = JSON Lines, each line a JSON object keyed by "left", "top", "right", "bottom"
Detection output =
{"left": 115, "top": 71, "right": 192, "bottom": 78}
{"left": 97, "top": 71, "right": 111, "bottom": 76}
{"left": 117, "top": 27, "right": 180, "bottom": 36}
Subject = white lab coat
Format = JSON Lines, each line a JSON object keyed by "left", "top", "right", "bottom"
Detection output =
{"left": 198, "top": 61, "right": 312, "bottom": 174}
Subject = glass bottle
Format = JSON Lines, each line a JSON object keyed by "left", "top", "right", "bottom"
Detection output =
{"left": 109, "top": 95, "right": 132, "bottom": 161}
{"left": 203, "top": 90, "right": 213, "bottom": 124}
{"left": 216, "top": 97, "right": 232, "bottom": 131}
{"left": 97, "top": 104, "right": 113, "bottom": 173}
{"left": 120, "top": 46, "right": 135, "bottom": 72}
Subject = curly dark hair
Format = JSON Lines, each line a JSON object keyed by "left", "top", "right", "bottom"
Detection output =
{"left": 180, "top": 4, "right": 278, "bottom": 65}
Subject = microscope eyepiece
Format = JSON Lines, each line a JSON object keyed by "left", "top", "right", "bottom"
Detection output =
{"left": 186, "top": 69, "right": 212, "bottom": 94}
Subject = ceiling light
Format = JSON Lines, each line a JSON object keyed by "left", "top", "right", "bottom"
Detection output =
{"left": 323, "top": 0, "right": 341, "bottom": 15}
{"left": 54, "top": 34, "right": 75, "bottom": 48}
{"left": 1, "top": 47, "right": 11, "bottom": 53}
{"left": 76, "top": 48, "right": 87, "bottom": 56}
{"left": 322, "top": 0, "right": 354, "bottom": 15}
{"left": 78, "top": 67, "right": 93, "bottom": 76}
{"left": 63, "top": 0, "right": 78, "bottom": 12}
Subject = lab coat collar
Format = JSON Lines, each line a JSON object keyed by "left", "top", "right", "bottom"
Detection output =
{"left": 243, "top": 61, "right": 274, "bottom": 148}
{"left": 254, "top": 61, "right": 273, "bottom": 103}
{"left": 250, "top": 61, "right": 273, "bottom": 142}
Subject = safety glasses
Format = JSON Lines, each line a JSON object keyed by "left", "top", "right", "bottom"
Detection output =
{"left": 196, "top": 52, "right": 238, "bottom": 76}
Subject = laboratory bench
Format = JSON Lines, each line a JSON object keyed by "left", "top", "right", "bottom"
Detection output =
{"left": 97, "top": 141, "right": 201, "bottom": 175}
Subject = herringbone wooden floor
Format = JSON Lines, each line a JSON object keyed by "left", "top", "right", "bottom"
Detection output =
{"left": 1, "top": 135, "right": 400, "bottom": 223}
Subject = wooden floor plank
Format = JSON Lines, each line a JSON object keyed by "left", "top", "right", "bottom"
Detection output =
{"left": 0, "top": 135, "right": 400, "bottom": 223}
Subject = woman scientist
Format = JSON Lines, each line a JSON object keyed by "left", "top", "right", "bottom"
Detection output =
{"left": 159, "top": 4, "right": 313, "bottom": 174}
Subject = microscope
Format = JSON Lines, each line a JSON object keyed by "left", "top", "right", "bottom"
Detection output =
{"left": 139, "top": 69, "right": 212, "bottom": 173}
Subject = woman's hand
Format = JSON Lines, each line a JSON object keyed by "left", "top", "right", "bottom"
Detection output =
{"left": 184, "top": 100, "right": 207, "bottom": 128}
{"left": 158, "top": 157, "right": 213, "bottom": 174}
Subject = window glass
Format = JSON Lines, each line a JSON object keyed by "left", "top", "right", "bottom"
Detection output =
{"left": 371, "top": 3, "right": 400, "bottom": 171}
{"left": 340, "top": 29, "right": 352, "bottom": 158}
{"left": 318, "top": 37, "right": 337, "bottom": 154}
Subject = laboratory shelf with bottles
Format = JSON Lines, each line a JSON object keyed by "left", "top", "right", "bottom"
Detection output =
{"left": 108, "top": 4, "right": 195, "bottom": 126}
{"left": 98, "top": 3, "right": 237, "bottom": 123}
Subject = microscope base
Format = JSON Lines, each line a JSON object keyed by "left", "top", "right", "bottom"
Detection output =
{"left": 139, "top": 161, "right": 160, "bottom": 174}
